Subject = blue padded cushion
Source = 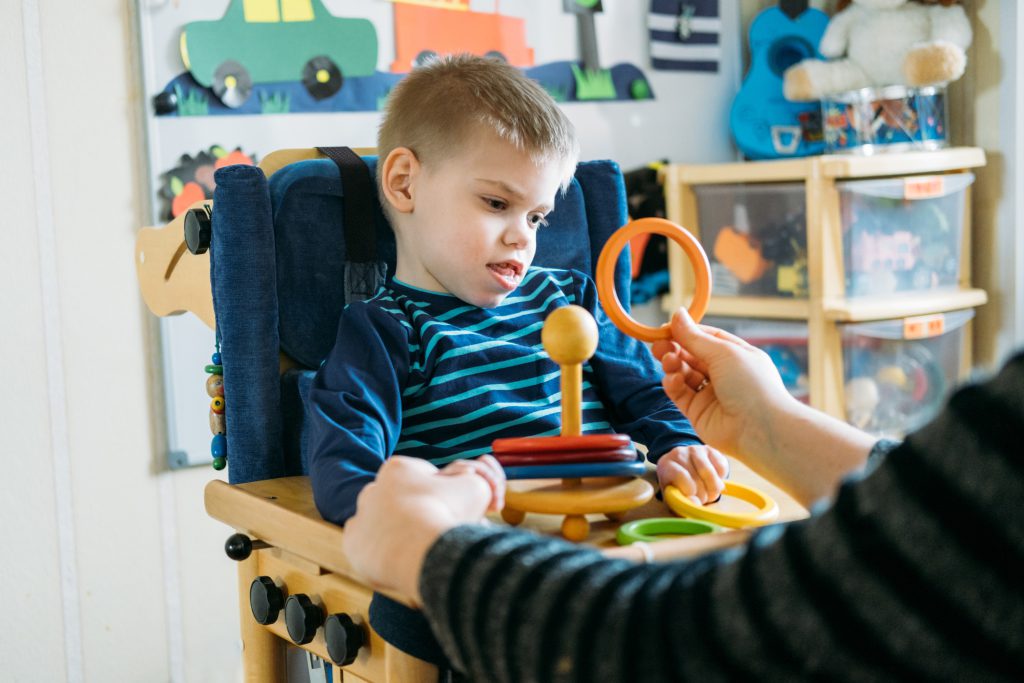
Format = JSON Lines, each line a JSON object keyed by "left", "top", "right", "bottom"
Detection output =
{"left": 211, "top": 165, "right": 284, "bottom": 485}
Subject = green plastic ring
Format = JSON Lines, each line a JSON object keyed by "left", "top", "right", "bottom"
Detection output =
{"left": 205, "top": 364, "right": 223, "bottom": 375}
{"left": 616, "top": 517, "right": 720, "bottom": 545}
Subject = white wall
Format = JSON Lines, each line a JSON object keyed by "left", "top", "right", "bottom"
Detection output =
{"left": 956, "top": 0, "right": 1024, "bottom": 366}
{"left": 1, "top": 1, "right": 239, "bottom": 680}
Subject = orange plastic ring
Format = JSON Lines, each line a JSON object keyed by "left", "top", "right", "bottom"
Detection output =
{"left": 596, "top": 218, "right": 712, "bottom": 342}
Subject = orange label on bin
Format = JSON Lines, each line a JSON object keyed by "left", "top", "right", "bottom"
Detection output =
{"left": 903, "top": 313, "right": 946, "bottom": 339}
{"left": 904, "top": 175, "right": 945, "bottom": 199}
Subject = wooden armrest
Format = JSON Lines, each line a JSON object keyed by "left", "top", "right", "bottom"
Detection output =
{"left": 205, "top": 477, "right": 355, "bottom": 576}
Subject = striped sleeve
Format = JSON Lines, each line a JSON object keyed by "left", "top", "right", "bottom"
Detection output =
{"left": 419, "top": 353, "right": 1024, "bottom": 682}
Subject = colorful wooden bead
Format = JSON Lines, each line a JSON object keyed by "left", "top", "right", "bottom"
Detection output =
{"left": 210, "top": 410, "right": 226, "bottom": 435}
{"left": 206, "top": 374, "right": 225, "bottom": 398}
{"left": 211, "top": 433, "right": 227, "bottom": 470}
{"left": 205, "top": 364, "right": 223, "bottom": 375}
{"left": 211, "top": 396, "right": 225, "bottom": 414}
{"left": 212, "top": 352, "right": 222, "bottom": 365}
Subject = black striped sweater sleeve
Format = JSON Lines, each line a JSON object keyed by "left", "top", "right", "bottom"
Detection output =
{"left": 418, "top": 352, "right": 1024, "bottom": 682}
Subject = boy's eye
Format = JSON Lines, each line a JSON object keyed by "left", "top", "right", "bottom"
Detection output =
{"left": 484, "top": 197, "right": 507, "bottom": 211}
{"left": 528, "top": 213, "right": 549, "bottom": 229}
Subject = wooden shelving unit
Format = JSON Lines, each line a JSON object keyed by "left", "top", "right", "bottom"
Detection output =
{"left": 662, "top": 147, "right": 988, "bottom": 423}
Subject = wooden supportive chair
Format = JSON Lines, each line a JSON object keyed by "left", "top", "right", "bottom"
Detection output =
{"left": 135, "top": 147, "right": 804, "bottom": 682}
{"left": 137, "top": 147, "right": 618, "bottom": 681}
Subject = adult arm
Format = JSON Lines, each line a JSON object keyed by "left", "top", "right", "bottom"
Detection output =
{"left": 415, "top": 351, "right": 1024, "bottom": 681}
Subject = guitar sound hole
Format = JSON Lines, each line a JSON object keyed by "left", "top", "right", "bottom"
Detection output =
{"left": 768, "top": 37, "right": 815, "bottom": 78}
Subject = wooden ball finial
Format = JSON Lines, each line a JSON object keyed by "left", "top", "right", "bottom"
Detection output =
{"left": 542, "top": 305, "right": 598, "bottom": 366}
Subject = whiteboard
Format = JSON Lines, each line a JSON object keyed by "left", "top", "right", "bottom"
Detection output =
{"left": 135, "top": 0, "right": 742, "bottom": 468}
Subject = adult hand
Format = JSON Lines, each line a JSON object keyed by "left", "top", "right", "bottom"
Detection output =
{"left": 653, "top": 308, "right": 876, "bottom": 508}
{"left": 342, "top": 456, "right": 497, "bottom": 605}
{"left": 651, "top": 308, "right": 797, "bottom": 462}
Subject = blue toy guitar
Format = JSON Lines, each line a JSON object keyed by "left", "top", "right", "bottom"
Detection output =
{"left": 729, "top": 0, "right": 828, "bottom": 160}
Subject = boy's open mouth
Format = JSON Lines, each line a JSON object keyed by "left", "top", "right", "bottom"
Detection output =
{"left": 487, "top": 260, "right": 524, "bottom": 290}
{"left": 487, "top": 261, "right": 522, "bottom": 277}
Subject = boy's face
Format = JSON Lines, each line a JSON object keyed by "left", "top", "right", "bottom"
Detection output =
{"left": 390, "top": 130, "right": 566, "bottom": 308}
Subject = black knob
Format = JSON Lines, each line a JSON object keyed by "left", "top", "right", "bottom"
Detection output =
{"left": 285, "top": 594, "right": 323, "bottom": 645}
{"left": 152, "top": 90, "right": 178, "bottom": 115}
{"left": 249, "top": 576, "right": 285, "bottom": 625}
{"left": 225, "top": 533, "right": 252, "bottom": 561}
{"left": 324, "top": 613, "right": 365, "bottom": 667}
{"left": 225, "top": 533, "right": 269, "bottom": 561}
{"left": 183, "top": 206, "right": 212, "bottom": 255}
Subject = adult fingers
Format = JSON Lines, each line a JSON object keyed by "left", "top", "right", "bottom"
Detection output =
{"left": 698, "top": 324, "right": 755, "bottom": 350}
{"left": 651, "top": 339, "right": 680, "bottom": 362}
{"left": 660, "top": 349, "right": 683, "bottom": 374}
{"left": 669, "top": 308, "right": 727, "bottom": 361}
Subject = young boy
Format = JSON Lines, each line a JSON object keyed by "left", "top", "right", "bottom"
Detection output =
{"left": 308, "top": 54, "right": 728, "bottom": 526}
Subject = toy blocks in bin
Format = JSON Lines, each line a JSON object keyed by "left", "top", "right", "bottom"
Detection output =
{"left": 840, "top": 173, "right": 973, "bottom": 298}
{"left": 842, "top": 309, "right": 973, "bottom": 438}
{"left": 707, "top": 310, "right": 973, "bottom": 439}
{"left": 693, "top": 183, "right": 808, "bottom": 298}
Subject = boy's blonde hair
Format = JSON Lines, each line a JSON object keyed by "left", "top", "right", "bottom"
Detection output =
{"left": 377, "top": 54, "right": 579, "bottom": 193}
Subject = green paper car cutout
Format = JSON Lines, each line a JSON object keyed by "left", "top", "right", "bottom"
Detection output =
{"left": 180, "top": 0, "right": 378, "bottom": 107}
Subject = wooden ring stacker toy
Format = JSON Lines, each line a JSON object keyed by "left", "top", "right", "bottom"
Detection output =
{"left": 501, "top": 305, "right": 655, "bottom": 542}
{"left": 664, "top": 481, "right": 779, "bottom": 528}
{"left": 595, "top": 218, "right": 780, "bottom": 529}
{"left": 596, "top": 217, "right": 713, "bottom": 339}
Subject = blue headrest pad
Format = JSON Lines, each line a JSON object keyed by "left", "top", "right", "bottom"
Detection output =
{"left": 270, "top": 157, "right": 397, "bottom": 369}
{"left": 266, "top": 157, "right": 630, "bottom": 369}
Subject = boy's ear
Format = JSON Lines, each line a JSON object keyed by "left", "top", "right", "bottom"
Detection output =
{"left": 380, "top": 147, "right": 419, "bottom": 214}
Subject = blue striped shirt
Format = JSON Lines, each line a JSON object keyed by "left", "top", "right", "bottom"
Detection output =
{"left": 308, "top": 267, "right": 700, "bottom": 524}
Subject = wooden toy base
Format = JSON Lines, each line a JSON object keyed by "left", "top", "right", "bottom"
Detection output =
{"left": 502, "top": 476, "right": 656, "bottom": 541}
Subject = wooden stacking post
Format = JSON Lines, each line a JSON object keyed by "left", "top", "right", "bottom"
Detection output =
{"left": 542, "top": 306, "right": 599, "bottom": 437}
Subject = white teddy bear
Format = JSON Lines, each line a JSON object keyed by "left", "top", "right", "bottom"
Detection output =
{"left": 784, "top": 0, "right": 972, "bottom": 101}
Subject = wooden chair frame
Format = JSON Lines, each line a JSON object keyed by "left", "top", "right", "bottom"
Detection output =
{"left": 135, "top": 148, "right": 806, "bottom": 682}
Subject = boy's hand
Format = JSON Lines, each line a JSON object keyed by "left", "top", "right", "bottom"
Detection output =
{"left": 439, "top": 454, "right": 506, "bottom": 513}
{"left": 655, "top": 445, "right": 729, "bottom": 505}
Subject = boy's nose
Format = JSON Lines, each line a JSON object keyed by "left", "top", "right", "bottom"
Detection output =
{"left": 502, "top": 220, "right": 531, "bottom": 248}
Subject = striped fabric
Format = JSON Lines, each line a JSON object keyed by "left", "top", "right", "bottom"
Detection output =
{"left": 649, "top": 0, "right": 722, "bottom": 72}
{"left": 420, "top": 351, "right": 1024, "bottom": 681}
{"left": 308, "top": 267, "right": 699, "bottom": 524}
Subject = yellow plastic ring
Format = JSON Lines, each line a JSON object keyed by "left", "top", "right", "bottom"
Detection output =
{"left": 664, "top": 481, "right": 779, "bottom": 528}
{"left": 596, "top": 217, "right": 712, "bottom": 342}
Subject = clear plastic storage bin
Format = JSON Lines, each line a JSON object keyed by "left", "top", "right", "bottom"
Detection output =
{"left": 842, "top": 309, "right": 973, "bottom": 438}
{"left": 839, "top": 172, "right": 973, "bottom": 298}
{"left": 693, "top": 183, "right": 808, "bottom": 299}
{"left": 704, "top": 317, "right": 810, "bottom": 403}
